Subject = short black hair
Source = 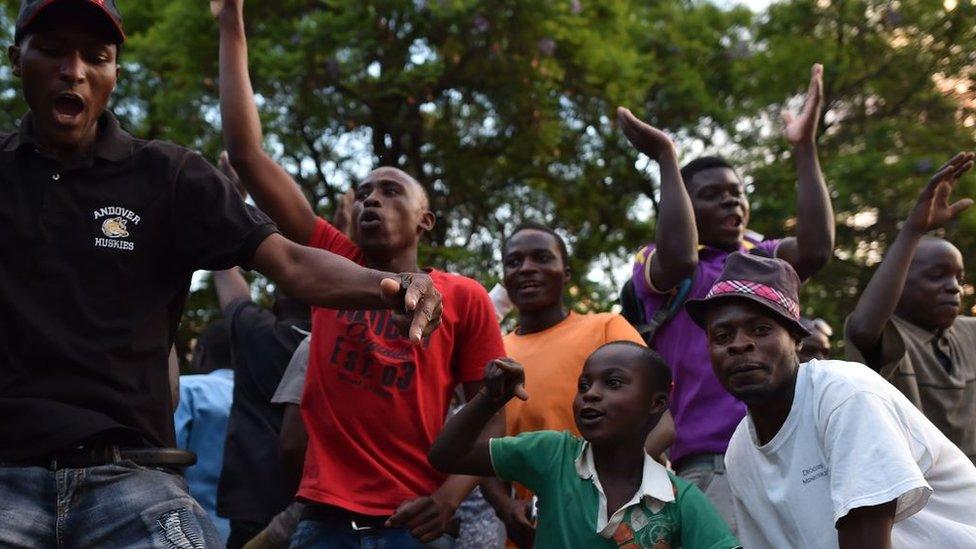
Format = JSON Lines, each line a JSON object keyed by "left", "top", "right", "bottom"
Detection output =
{"left": 504, "top": 221, "right": 569, "bottom": 265}
{"left": 592, "top": 341, "right": 671, "bottom": 394}
{"left": 190, "top": 320, "right": 233, "bottom": 374}
{"left": 680, "top": 156, "right": 736, "bottom": 188}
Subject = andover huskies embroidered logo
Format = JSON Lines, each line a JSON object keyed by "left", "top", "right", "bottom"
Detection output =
{"left": 101, "top": 217, "right": 129, "bottom": 238}
{"left": 93, "top": 206, "right": 140, "bottom": 251}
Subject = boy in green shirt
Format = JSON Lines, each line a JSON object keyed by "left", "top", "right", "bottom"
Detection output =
{"left": 429, "top": 342, "right": 740, "bottom": 548}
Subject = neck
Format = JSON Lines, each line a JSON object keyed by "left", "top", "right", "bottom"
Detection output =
{"left": 363, "top": 245, "right": 420, "bottom": 274}
{"left": 591, "top": 437, "right": 645, "bottom": 483}
{"left": 35, "top": 126, "right": 98, "bottom": 162}
{"left": 746, "top": 369, "right": 798, "bottom": 445}
{"left": 517, "top": 303, "right": 568, "bottom": 335}
{"left": 894, "top": 307, "right": 944, "bottom": 334}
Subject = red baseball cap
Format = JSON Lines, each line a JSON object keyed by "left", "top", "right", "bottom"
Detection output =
{"left": 15, "top": 0, "right": 125, "bottom": 45}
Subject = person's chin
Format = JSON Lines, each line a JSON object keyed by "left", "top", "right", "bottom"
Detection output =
{"left": 727, "top": 381, "right": 773, "bottom": 403}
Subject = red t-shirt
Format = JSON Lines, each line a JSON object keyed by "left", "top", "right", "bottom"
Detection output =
{"left": 298, "top": 218, "right": 505, "bottom": 515}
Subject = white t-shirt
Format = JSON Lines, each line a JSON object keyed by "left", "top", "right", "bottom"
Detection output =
{"left": 726, "top": 359, "right": 976, "bottom": 548}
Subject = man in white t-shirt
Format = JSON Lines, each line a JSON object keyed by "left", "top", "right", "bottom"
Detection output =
{"left": 685, "top": 252, "right": 976, "bottom": 549}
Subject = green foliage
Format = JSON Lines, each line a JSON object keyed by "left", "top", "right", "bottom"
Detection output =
{"left": 1, "top": 0, "right": 973, "bottom": 361}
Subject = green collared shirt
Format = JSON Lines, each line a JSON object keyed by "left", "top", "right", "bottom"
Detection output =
{"left": 490, "top": 430, "right": 740, "bottom": 548}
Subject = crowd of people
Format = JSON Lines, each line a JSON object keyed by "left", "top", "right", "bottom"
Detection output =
{"left": 1, "top": 0, "right": 975, "bottom": 548}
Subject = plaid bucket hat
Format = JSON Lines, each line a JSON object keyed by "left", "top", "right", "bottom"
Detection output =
{"left": 685, "top": 252, "right": 811, "bottom": 338}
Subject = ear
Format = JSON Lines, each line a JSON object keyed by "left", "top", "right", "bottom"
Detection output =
{"left": 8, "top": 45, "right": 21, "bottom": 78}
{"left": 562, "top": 264, "right": 571, "bottom": 284}
{"left": 418, "top": 209, "right": 435, "bottom": 232}
{"left": 648, "top": 390, "right": 669, "bottom": 416}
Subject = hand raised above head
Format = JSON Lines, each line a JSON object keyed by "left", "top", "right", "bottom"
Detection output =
{"left": 210, "top": 0, "right": 242, "bottom": 19}
{"left": 906, "top": 151, "right": 975, "bottom": 234}
{"left": 380, "top": 273, "right": 443, "bottom": 345}
{"left": 616, "top": 107, "right": 676, "bottom": 161}
{"left": 483, "top": 358, "right": 529, "bottom": 404}
{"left": 782, "top": 63, "right": 824, "bottom": 146}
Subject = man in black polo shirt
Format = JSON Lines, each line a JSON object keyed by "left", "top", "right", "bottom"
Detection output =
{"left": 0, "top": 1, "right": 442, "bottom": 547}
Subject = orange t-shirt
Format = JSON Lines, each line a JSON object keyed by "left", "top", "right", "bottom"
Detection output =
{"left": 503, "top": 312, "right": 645, "bottom": 437}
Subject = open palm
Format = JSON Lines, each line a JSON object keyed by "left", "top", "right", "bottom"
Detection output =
{"left": 616, "top": 107, "right": 675, "bottom": 160}
{"left": 782, "top": 64, "right": 824, "bottom": 145}
{"left": 907, "top": 152, "right": 975, "bottom": 233}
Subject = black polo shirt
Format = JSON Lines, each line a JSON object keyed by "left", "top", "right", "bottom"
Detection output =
{"left": 0, "top": 112, "right": 277, "bottom": 461}
{"left": 217, "top": 299, "right": 309, "bottom": 526}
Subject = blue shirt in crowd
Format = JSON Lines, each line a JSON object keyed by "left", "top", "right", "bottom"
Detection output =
{"left": 175, "top": 368, "right": 235, "bottom": 540}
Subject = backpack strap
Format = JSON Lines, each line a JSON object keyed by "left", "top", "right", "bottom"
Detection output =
{"left": 634, "top": 274, "right": 695, "bottom": 345}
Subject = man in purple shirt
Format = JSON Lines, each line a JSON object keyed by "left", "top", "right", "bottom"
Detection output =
{"left": 617, "top": 64, "right": 835, "bottom": 531}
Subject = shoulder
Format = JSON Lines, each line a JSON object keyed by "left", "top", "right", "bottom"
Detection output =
{"left": 952, "top": 316, "right": 976, "bottom": 337}
{"left": 633, "top": 243, "right": 657, "bottom": 265}
{"left": 804, "top": 360, "right": 880, "bottom": 398}
{"left": 493, "top": 430, "right": 578, "bottom": 455}
{"left": 431, "top": 270, "right": 490, "bottom": 299}
{"left": 804, "top": 360, "right": 911, "bottom": 421}
{"left": 133, "top": 138, "right": 198, "bottom": 166}
{"left": 724, "top": 420, "right": 753, "bottom": 461}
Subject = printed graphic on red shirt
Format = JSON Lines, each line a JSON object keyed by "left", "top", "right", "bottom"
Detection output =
{"left": 328, "top": 308, "right": 432, "bottom": 396}
{"left": 297, "top": 218, "right": 505, "bottom": 515}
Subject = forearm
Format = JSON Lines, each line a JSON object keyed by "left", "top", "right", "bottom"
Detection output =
{"left": 213, "top": 268, "right": 251, "bottom": 311}
{"left": 253, "top": 235, "right": 389, "bottom": 310}
{"left": 218, "top": 10, "right": 263, "bottom": 159}
{"left": 847, "top": 226, "right": 923, "bottom": 350}
{"left": 432, "top": 474, "right": 480, "bottom": 512}
{"left": 792, "top": 141, "right": 835, "bottom": 279}
{"left": 479, "top": 477, "right": 514, "bottom": 510}
{"left": 428, "top": 391, "right": 501, "bottom": 475}
{"left": 644, "top": 410, "right": 675, "bottom": 457}
{"left": 650, "top": 148, "right": 698, "bottom": 289}
{"left": 217, "top": 7, "right": 315, "bottom": 242}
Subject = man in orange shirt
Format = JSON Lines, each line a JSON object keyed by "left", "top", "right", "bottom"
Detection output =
{"left": 483, "top": 222, "right": 667, "bottom": 548}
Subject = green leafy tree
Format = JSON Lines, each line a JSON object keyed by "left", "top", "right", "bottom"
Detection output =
{"left": 1, "top": 0, "right": 973, "bottom": 362}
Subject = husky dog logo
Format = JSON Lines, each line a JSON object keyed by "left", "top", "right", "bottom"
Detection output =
{"left": 101, "top": 217, "right": 129, "bottom": 238}
{"left": 93, "top": 206, "right": 139, "bottom": 251}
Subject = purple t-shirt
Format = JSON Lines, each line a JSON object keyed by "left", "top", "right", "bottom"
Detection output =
{"left": 631, "top": 237, "right": 780, "bottom": 463}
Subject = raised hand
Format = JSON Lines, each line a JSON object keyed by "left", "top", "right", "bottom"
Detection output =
{"left": 906, "top": 152, "right": 975, "bottom": 234}
{"left": 483, "top": 358, "right": 528, "bottom": 405}
{"left": 616, "top": 107, "right": 676, "bottom": 161}
{"left": 380, "top": 274, "right": 443, "bottom": 345}
{"left": 210, "top": 0, "right": 241, "bottom": 19}
{"left": 782, "top": 63, "right": 824, "bottom": 146}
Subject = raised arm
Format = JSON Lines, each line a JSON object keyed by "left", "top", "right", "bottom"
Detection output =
{"left": 251, "top": 233, "right": 442, "bottom": 344}
{"left": 774, "top": 64, "right": 835, "bottom": 280}
{"left": 617, "top": 107, "right": 698, "bottom": 291}
{"left": 846, "top": 152, "right": 974, "bottom": 355}
{"left": 428, "top": 359, "right": 527, "bottom": 477}
{"left": 213, "top": 268, "right": 251, "bottom": 313}
{"left": 212, "top": 0, "right": 317, "bottom": 243}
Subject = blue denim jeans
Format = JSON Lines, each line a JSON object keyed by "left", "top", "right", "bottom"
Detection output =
{"left": 0, "top": 461, "right": 224, "bottom": 548}
{"left": 289, "top": 519, "right": 455, "bottom": 549}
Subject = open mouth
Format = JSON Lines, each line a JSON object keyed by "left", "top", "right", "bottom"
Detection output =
{"left": 53, "top": 93, "right": 85, "bottom": 123}
{"left": 720, "top": 215, "right": 743, "bottom": 231}
{"left": 518, "top": 280, "right": 544, "bottom": 291}
{"left": 359, "top": 210, "right": 382, "bottom": 228}
{"left": 578, "top": 408, "right": 605, "bottom": 423}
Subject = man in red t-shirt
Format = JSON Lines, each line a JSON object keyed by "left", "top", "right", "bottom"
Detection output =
{"left": 213, "top": 2, "right": 506, "bottom": 546}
